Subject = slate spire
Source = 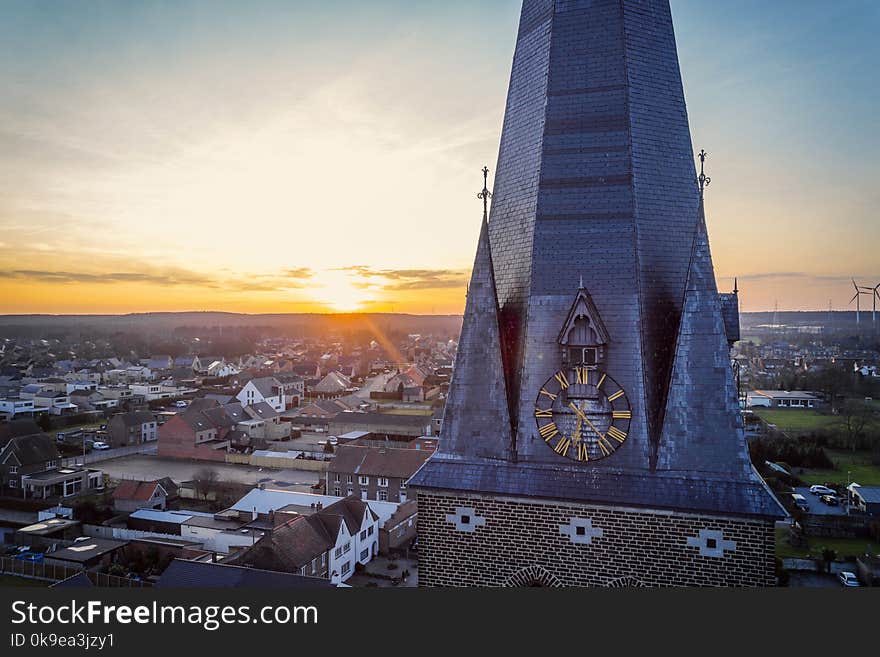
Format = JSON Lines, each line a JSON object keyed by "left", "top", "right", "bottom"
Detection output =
{"left": 436, "top": 211, "right": 513, "bottom": 460}
{"left": 656, "top": 202, "right": 752, "bottom": 477}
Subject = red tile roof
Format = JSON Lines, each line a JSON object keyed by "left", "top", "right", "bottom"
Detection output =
{"left": 112, "top": 480, "right": 164, "bottom": 502}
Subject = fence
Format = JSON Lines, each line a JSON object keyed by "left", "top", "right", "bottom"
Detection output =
{"left": 224, "top": 452, "right": 329, "bottom": 471}
{"left": 61, "top": 442, "right": 157, "bottom": 467}
{"left": 0, "top": 556, "right": 150, "bottom": 587}
{"left": 82, "top": 524, "right": 183, "bottom": 544}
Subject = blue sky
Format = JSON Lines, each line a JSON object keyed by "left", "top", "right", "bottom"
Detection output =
{"left": 0, "top": 0, "right": 877, "bottom": 313}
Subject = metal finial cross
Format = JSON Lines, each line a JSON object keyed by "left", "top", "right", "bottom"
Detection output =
{"left": 477, "top": 166, "right": 492, "bottom": 220}
{"left": 698, "top": 149, "right": 711, "bottom": 198}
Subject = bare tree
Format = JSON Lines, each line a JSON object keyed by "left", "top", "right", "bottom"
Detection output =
{"left": 193, "top": 467, "right": 220, "bottom": 500}
{"left": 839, "top": 400, "right": 872, "bottom": 452}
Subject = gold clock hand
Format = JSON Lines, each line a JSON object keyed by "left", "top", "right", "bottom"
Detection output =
{"left": 572, "top": 415, "right": 583, "bottom": 443}
{"left": 569, "top": 402, "right": 605, "bottom": 438}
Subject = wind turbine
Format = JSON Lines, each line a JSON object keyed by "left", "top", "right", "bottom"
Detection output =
{"left": 873, "top": 283, "right": 880, "bottom": 324}
{"left": 850, "top": 279, "right": 873, "bottom": 325}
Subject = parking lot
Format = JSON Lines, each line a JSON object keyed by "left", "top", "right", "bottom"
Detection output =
{"left": 97, "top": 454, "right": 321, "bottom": 491}
{"left": 793, "top": 487, "right": 847, "bottom": 516}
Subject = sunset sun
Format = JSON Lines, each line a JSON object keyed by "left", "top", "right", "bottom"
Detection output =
{"left": 313, "top": 271, "right": 375, "bottom": 312}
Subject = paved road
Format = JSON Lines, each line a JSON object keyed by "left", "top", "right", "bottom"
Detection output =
{"left": 96, "top": 454, "right": 320, "bottom": 492}
{"left": 793, "top": 487, "right": 847, "bottom": 516}
{"left": 788, "top": 572, "right": 840, "bottom": 588}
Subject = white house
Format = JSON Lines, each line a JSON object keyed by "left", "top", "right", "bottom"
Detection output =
{"left": 236, "top": 377, "right": 285, "bottom": 413}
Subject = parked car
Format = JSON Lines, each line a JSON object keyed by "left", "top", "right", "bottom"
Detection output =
{"left": 809, "top": 485, "right": 835, "bottom": 496}
{"left": 174, "top": 401, "right": 188, "bottom": 408}
{"left": 838, "top": 571, "right": 860, "bottom": 587}
{"left": 820, "top": 495, "right": 839, "bottom": 506}
{"left": 91, "top": 441, "right": 111, "bottom": 450}
{"left": 791, "top": 493, "right": 810, "bottom": 511}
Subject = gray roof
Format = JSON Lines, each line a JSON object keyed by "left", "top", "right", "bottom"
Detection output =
{"left": 330, "top": 411, "right": 430, "bottom": 429}
{"left": 1, "top": 433, "right": 60, "bottom": 466}
{"left": 409, "top": 457, "right": 785, "bottom": 519}
{"left": 245, "top": 401, "right": 279, "bottom": 420}
{"left": 751, "top": 390, "right": 820, "bottom": 400}
{"left": 246, "top": 377, "right": 281, "bottom": 398}
{"left": 437, "top": 215, "right": 512, "bottom": 460}
{"left": 853, "top": 486, "right": 880, "bottom": 504}
{"left": 113, "top": 410, "right": 155, "bottom": 427}
{"left": 156, "top": 559, "right": 333, "bottom": 589}
{"left": 49, "top": 538, "right": 127, "bottom": 563}
{"left": 328, "top": 445, "right": 432, "bottom": 479}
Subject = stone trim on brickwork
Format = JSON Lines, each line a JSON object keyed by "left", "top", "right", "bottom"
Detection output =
{"left": 559, "top": 517, "right": 603, "bottom": 545}
{"left": 417, "top": 490, "right": 776, "bottom": 587}
{"left": 445, "top": 507, "right": 486, "bottom": 533}
{"left": 503, "top": 566, "right": 564, "bottom": 588}
{"left": 685, "top": 529, "right": 737, "bottom": 558}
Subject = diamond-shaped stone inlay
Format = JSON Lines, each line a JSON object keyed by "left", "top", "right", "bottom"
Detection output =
{"left": 445, "top": 507, "right": 486, "bottom": 533}
{"left": 686, "top": 529, "right": 736, "bottom": 558}
{"left": 559, "top": 518, "right": 603, "bottom": 545}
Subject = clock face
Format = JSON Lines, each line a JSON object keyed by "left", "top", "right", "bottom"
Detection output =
{"left": 533, "top": 366, "right": 631, "bottom": 462}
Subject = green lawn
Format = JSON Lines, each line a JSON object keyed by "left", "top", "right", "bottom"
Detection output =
{"left": 0, "top": 574, "right": 51, "bottom": 587}
{"left": 800, "top": 449, "right": 880, "bottom": 486}
{"left": 753, "top": 409, "right": 840, "bottom": 433}
{"left": 775, "top": 527, "right": 877, "bottom": 560}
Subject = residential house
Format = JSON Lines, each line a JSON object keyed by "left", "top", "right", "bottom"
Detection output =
{"left": 206, "top": 361, "right": 240, "bottom": 378}
{"left": 310, "top": 371, "right": 352, "bottom": 399}
{"left": 0, "top": 398, "right": 36, "bottom": 420}
{"left": 243, "top": 402, "right": 290, "bottom": 440}
{"left": 0, "top": 432, "right": 61, "bottom": 491}
{"left": 157, "top": 402, "right": 230, "bottom": 462}
{"left": 226, "top": 495, "right": 378, "bottom": 584}
{"left": 174, "top": 355, "right": 202, "bottom": 372}
{"left": 196, "top": 356, "right": 224, "bottom": 374}
{"left": 849, "top": 484, "right": 880, "bottom": 517}
{"left": 44, "top": 538, "right": 127, "bottom": 570}
{"left": 236, "top": 377, "right": 285, "bottom": 412}
{"left": 33, "top": 390, "right": 78, "bottom": 416}
{"left": 275, "top": 373, "right": 305, "bottom": 408}
{"left": 130, "top": 383, "right": 169, "bottom": 401}
{"left": 112, "top": 480, "right": 167, "bottom": 513}
{"left": 746, "top": 390, "right": 821, "bottom": 409}
{"left": 328, "top": 411, "right": 433, "bottom": 439}
{"left": 146, "top": 355, "right": 173, "bottom": 371}
{"left": 327, "top": 445, "right": 431, "bottom": 502}
{"left": 107, "top": 410, "right": 157, "bottom": 447}
{"left": 378, "top": 500, "right": 418, "bottom": 554}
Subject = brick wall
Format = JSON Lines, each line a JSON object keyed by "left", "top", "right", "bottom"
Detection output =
{"left": 416, "top": 490, "right": 775, "bottom": 587}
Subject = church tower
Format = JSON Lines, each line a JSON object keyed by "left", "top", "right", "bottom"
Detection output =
{"left": 408, "top": 0, "right": 784, "bottom": 587}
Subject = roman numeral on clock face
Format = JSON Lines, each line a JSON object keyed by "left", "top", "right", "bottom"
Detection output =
{"left": 553, "top": 371, "right": 570, "bottom": 389}
{"left": 597, "top": 435, "right": 613, "bottom": 456}
{"left": 577, "top": 443, "right": 590, "bottom": 462}
{"left": 607, "top": 425, "right": 628, "bottom": 443}
{"left": 607, "top": 389, "right": 625, "bottom": 402}
{"left": 539, "top": 388, "right": 557, "bottom": 401}
{"left": 575, "top": 367, "right": 588, "bottom": 385}
{"left": 534, "top": 408, "right": 553, "bottom": 418}
{"left": 612, "top": 410, "right": 632, "bottom": 419}
{"left": 554, "top": 437, "right": 571, "bottom": 455}
{"left": 538, "top": 422, "right": 559, "bottom": 441}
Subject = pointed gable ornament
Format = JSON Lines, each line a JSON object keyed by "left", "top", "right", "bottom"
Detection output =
{"left": 557, "top": 284, "right": 610, "bottom": 347}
